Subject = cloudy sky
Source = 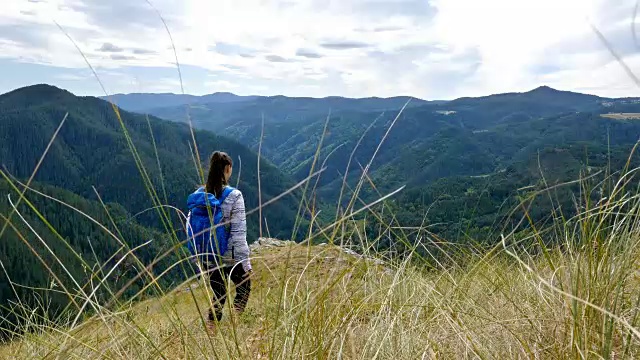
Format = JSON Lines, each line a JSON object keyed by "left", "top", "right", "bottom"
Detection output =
{"left": 1, "top": 0, "right": 639, "bottom": 99}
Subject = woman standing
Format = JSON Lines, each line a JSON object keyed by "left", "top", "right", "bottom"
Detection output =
{"left": 187, "top": 151, "right": 252, "bottom": 326}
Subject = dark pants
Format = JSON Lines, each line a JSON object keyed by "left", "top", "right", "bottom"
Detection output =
{"left": 207, "top": 264, "right": 251, "bottom": 321}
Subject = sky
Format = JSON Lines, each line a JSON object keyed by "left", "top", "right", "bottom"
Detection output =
{"left": 1, "top": 0, "right": 640, "bottom": 100}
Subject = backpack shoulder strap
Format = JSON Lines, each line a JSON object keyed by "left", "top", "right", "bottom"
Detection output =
{"left": 219, "top": 186, "right": 235, "bottom": 204}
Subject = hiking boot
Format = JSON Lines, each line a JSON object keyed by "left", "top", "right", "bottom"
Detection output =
{"left": 206, "top": 320, "right": 218, "bottom": 335}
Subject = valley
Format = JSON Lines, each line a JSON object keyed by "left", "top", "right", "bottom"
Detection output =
{"left": 107, "top": 85, "right": 640, "bottom": 238}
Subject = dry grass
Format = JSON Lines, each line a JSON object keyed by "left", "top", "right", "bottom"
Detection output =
{"left": 2, "top": 227, "right": 639, "bottom": 359}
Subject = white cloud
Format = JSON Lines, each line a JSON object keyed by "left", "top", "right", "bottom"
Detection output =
{"left": 53, "top": 72, "right": 89, "bottom": 81}
{"left": 204, "top": 80, "right": 240, "bottom": 90}
{"left": 0, "top": 0, "right": 639, "bottom": 98}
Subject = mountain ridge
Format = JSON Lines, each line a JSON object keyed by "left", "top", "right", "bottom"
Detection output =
{"left": 101, "top": 85, "right": 606, "bottom": 113}
{"left": 103, "top": 92, "right": 428, "bottom": 103}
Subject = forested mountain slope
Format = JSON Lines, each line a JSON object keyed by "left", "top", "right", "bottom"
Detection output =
{"left": 0, "top": 84, "right": 302, "bottom": 239}
{"left": 107, "top": 86, "right": 617, "bottom": 185}
{"left": 0, "top": 179, "right": 177, "bottom": 338}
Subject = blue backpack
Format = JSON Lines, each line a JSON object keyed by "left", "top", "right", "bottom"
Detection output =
{"left": 186, "top": 186, "right": 234, "bottom": 263}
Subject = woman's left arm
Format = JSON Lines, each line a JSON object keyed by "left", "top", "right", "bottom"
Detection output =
{"left": 229, "top": 191, "right": 252, "bottom": 272}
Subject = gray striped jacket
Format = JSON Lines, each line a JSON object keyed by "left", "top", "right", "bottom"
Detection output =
{"left": 219, "top": 188, "right": 252, "bottom": 272}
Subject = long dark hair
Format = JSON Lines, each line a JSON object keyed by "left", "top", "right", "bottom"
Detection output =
{"left": 205, "top": 151, "right": 232, "bottom": 197}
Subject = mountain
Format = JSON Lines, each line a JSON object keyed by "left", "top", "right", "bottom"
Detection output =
{"left": 197, "top": 91, "right": 260, "bottom": 104}
{"left": 451, "top": 85, "right": 604, "bottom": 108}
{"left": 101, "top": 92, "right": 257, "bottom": 113}
{"left": 0, "top": 84, "right": 308, "bottom": 335}
{"left": 103, "top": 91, "right": 430, "bottom": 120}
{"left": 107, "top": 85, "right": 603, "bottom": 132}
{"left": 103, "top": 93, "right": 199, "bottom": 112}
{"left": 106, "top": 92, "right": 430, "bottom": 124}
{"left": 117, "top": 85, "right": 640, "bottom": 241}
{"left": 1, "top": 84, "right": 301, "bottom": 238}
{"left": 97, "top": 87, "right": 639, "bottom": 207}
{"left": 229, "top": 86, "right": 617, "bottom": 183}
{"left": 436, "top": 85, "right": 607, "bottom": 128}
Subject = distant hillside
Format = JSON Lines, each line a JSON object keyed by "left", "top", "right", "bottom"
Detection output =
{"left": 436, "top": 86, "right": 607, "bottom": 127}
{"left": 169, "top": 86, "right": 640, "bottom": 239}
{"left": 106, "top": 91, "right": 430, "bottom": 123}
{"left": 208, "top": 86, "right": 624, "bottom": 187}
{"left": 117, "top": 86, "right": 611, "bottom": 179}
{"left": 450, "top": 85, "right": 605, "bottom": 108}
{"left": 97, "top": 85, "right": 640, "bottom": 240}
{"left": 102, "top": 92, "right": 258, "bottom": 113}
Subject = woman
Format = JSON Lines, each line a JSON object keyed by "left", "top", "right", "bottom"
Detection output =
{"left": 190, "top": 151, "right": 252, "bottom": 324}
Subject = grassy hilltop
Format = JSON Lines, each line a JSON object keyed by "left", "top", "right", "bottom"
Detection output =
{"left": 2, "top": 176, "right": 640, "bottom": 359}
